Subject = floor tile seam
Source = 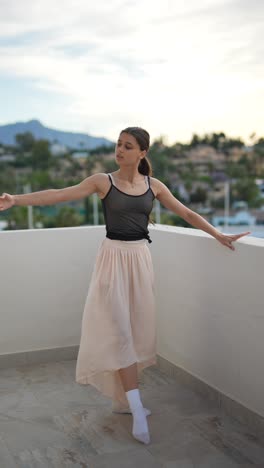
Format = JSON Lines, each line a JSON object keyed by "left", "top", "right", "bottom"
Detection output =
{"left": 189, "top": 421, "right": 258, "bottom": 465}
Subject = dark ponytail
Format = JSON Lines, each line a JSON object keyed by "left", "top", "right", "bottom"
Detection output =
{"left": 138, "top": 156, "right": 152, "bottom": 176}
{"left": 120, "top": 126, "right": 152, "bottom": 176}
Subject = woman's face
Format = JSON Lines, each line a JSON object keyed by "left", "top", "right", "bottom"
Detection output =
{"left": 115, "top": 132, "right": 146, "bottom": 166}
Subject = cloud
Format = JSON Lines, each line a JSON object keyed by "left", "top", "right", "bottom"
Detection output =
{"left": 150, "top": 0, "right": 264, "bottom": 71}
{"left": 153, "top": 0, "right": 264, "bottom": 27}
{"left": 0, "top": 0, "right": 263, "bottom": 143}
{"left": 0, "top": 0, "right": 137, "bottom": 37}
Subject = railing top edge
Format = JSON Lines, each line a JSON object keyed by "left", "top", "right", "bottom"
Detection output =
{"left": 1, "top": 224, "right": 263, "bottom": 247}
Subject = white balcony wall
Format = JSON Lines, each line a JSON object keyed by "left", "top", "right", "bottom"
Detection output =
{"left": 0, "top": 224, "right": 263, "bottom": 417}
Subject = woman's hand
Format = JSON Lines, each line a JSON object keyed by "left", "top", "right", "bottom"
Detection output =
{"left": 215, "top": 231, "right": 251, "bottom": 251}
{"left": 0, "top": 193, "right": 15, "bottom": 211}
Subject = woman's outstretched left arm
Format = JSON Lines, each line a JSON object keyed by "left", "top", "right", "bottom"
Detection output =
{"left": 153, "top": 178, "right": 250, "bottom": 251}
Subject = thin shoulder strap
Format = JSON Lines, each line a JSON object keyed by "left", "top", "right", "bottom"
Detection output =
{"left": 108, "top": 173, "right": 115, "bottom": 186}
{"left": 146, "top": 175, "right": 150, "bottom": 189}
{"left": 144, "top": 175, "right": 149, "bottom": 188}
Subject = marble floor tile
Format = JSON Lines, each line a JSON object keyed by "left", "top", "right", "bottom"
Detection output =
{"left": 0, "top": 359, "right": 262, "bottom": 468}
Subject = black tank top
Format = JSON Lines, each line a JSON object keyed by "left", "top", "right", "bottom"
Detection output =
{"left": 101, "top": 173, "right": 155, "bottom": 243}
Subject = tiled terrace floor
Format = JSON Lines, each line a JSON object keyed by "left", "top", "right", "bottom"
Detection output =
{"left": 0, "top": 359, "right": 263, "bottom": 467}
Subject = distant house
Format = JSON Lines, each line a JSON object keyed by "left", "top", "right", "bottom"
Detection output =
{"left": 0, "top": 221, "right": 8, "bottom": 231}
{"left": 177, "top": 183, "right": 190, "bottom": 202}
{"left": 50, "top": 143, "right": 68, "bottom": 156}
{"left": 212, "top": 210, "right": 256, "bottom": 226}
{"left": 255, "top": 179, "right": 264, "bottom": 199}
{"left": 0, "top": 154, "right": 16, "bottom": 162}
{"left": 211, "top": 171, "right": 228, "bottom": 183}
{"left": 188, "top": 146, "right": 225, "bottom": 163}
{"left": 232, "top": 201, "right": 248, "bottom": 210}
{"left": 71, "top": 151, "right": 89, "bottom": 159}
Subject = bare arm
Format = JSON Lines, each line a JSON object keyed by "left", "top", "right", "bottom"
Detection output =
{"left": 13, "top": 174, "right": 100, "bottom": 206}
{"left": 154, "top": 178, "right": 221, "bottom": 239}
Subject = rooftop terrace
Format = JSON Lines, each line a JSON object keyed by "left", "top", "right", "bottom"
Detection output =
{"left": 0, "top": 224, "right": 263, "bottom": 467}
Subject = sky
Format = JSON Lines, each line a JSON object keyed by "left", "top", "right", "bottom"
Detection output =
{"left": 0, "top": 0, "right": 263, "bottom": 145}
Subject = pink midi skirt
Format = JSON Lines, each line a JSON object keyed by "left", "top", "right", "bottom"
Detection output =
{"left": 75, "top": 237, "right": 157, "bottom": 407}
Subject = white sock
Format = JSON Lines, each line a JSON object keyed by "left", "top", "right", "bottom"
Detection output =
{"left": 111, "top": 400, "right": 151, "bottom": 415}
{"left": 113, "top": 407, "right": 151, "bottom": 416}
{"left": 125, "top": 388, "right": 150, "bottom": 444}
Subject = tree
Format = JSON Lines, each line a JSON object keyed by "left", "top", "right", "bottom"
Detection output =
{"left": 149, "top": 142, "right": 174, "bottom": 185}
{"left": 233, "top": 178, "right": 262, "bottom": 207}
{"left": 16, "top": 132, "right": 35, "bottom": 152}
{"left": 29, "top": 140, "right": 53, "bottom": 170}
{"left": 0, "top": 167, "right": 16, "bottom": 194}
{"left": 3, "top": 206, "right": 44, "bottom": 230}
{"left": 102, "top": 159, "right": 118, "bottom": 173}
{"left": 29, "top": 170, "right": 53, "bottom": 191}
{"left": 89, "top": 144, "right": 115, "bottom": 155}
{"left": 53, "top": 206, "right": 83, "bottom": 227}
{"left": 190, "top": 133, "right": 200, "bottom": 147}
{"left": 189, "top": 132, "right": 244, "bottom": 152}
{"left": 4, "top": 206, "right": 28, "bottom": 229}
{"left": 160, "top": 212, "right": 192, "bottom": 228}
{"left": 190, "top": 186, "right": 207, "bottom": 203}
{"left": 226, "top": 162, "right": 247, "bottom": 178}
{"left": 253, "top": 138, "right": 264, "bottom": 176}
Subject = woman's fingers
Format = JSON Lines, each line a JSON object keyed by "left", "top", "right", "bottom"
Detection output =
{"left": 230, "top": 231, "right": 251, "bottom": 240}
{"left": 218, "top": 230, "right": 251, "bottom": 251}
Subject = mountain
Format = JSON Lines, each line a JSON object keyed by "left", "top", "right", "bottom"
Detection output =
{"left": 0, "top": 119, "right": 114, "bottom": 149}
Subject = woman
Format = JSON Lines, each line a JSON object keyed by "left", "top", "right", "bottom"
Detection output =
{"left": 0, "top": 126, "right": 250, "bottom": 445}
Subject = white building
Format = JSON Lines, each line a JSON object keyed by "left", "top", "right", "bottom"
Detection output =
{"left": 50, "top": 143, "right": 68, "bottom": 156}
{"left": 256, "top": 179, "right": 264, "bottom": 199}
{"left": 0, "top": 154, "right": 16, "bottom": 162}
{"left": 212, "top": 210, "right": 256, "bottom": 226}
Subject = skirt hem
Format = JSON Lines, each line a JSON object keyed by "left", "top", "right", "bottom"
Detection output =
{"left": 75, "top": 354, "right": 157, "bottom": 386}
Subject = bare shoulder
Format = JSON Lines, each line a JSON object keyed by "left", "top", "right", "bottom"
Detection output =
{"left": 149, "top": 177, "right": 164, "bottom": 198}
{"left": 92, "top": 172, "right": 112, "bottom": 199}
{"left": 77, "top": 172, "right": 109, "bottom": 199}
{"left": 93, "top": 172, "right": 109, "bottom": 185}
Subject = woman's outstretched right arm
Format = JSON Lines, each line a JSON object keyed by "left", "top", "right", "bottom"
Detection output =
{"left": 0, "top": 173, "right": 102, "bottom": 211}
